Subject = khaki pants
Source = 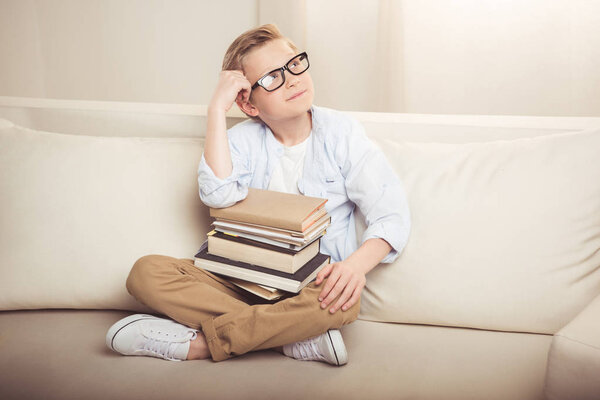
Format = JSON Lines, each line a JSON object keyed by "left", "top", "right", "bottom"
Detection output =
{"left": 126, "top": 255, "right": 360, "bottom": 361}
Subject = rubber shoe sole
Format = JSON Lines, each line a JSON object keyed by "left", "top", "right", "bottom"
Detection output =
{"left": 327, "top": 329, "right": 348, "bottom": 366}
{"left": 105, "top": 314, "right": 156, "bottom": 352}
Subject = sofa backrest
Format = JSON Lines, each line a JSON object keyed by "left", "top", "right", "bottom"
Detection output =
{"left": 1, "top": 98, "right": 600, "bottom": 335}
{"left": 3, "top": 97, "right": 600, "bottom": 142}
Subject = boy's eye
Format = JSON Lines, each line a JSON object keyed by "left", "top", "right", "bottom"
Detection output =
{"left": 290, "top": 60, "right": 303, "bottom": 70}
{"left": 261, "top": 72, "right": 279, "bottom": 88}
{"left": 289, "top": 55, "right": 307, "bottom": 71}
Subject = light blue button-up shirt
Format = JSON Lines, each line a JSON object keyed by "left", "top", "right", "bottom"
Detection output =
{"left": 198, "top": 105, "right": 411, "bottom": 264}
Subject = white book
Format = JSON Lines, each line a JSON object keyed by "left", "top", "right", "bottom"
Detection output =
{"left": 213, "top": 228, "right": 322, "bottom": 251}
{"left": 213, "top": 217, "right": 330, "bottom": 245}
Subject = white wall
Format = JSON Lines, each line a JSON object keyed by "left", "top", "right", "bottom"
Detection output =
{"left": 401, "top": 0, "right": 600, "bottom": 116}
{"left": 0, "top": 0, "right": 256, "bottom": 104}
{"left": 1, "top": 0, "right": 599, "bottom": 116}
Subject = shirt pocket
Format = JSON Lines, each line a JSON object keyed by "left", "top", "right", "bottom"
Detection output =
{"left": 323, "top": 174, "right": 346, "bottom": 196}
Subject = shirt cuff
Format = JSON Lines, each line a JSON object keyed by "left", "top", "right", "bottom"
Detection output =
{"left": 197, "top": 155, "right": 252, "bottom": 208}
{"left": 361, "top": 219, "right": 410, "bottom": 264}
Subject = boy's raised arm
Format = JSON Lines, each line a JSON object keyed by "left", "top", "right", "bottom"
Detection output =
{"left": 205, "top": 70, "right": 252, "bottom": 179}
{"left": 198, "top": 71, "right": 254, "bottom": 208}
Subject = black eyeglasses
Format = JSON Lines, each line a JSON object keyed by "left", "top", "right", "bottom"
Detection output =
{"left": 251, "top": 52, "right": 310, "bottom": 92}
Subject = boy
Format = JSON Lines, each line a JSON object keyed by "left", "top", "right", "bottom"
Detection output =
{"left": 106, "top": 24, "right": 410, "bottom": 366}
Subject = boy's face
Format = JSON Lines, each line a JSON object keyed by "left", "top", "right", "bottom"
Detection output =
{"left": 241, "top": 39, "right": 314, "bottom": 123}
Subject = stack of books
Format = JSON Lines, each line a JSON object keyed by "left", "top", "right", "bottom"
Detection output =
{"left": 194, "top": 188, "right": 331, "bottom": 300}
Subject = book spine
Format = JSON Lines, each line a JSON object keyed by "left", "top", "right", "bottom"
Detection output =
{"left": 195, "top": 259, "right": 300, "bottom": 292}
{"left": 212, "top": 221, "right": 308, "bottom": 243}
{"left": 216, "top": 229, "right": 306, "bottom": 250}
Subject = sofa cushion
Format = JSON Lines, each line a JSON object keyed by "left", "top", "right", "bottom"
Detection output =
{"left": 0, "top": 121, "right": 209, "bottom": 311}
{"left": 360, "top": 128, "right": 600, "bottom": 334}
{"left": 0, "top": 310, "right": 552, "bottom": 400}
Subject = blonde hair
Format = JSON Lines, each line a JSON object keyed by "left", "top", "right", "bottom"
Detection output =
{"left": 222, "top": 24, "right": 299, "bottom": 121}
{"left": 222, "top": 24, "right": 298, "bottom": 72}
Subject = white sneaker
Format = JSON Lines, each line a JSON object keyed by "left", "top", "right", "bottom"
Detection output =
{"left": 283, "top": 329, "right": 348, "bottom": 366}
{"left": 106, "top": 314, "right": 197, "bottom": 361}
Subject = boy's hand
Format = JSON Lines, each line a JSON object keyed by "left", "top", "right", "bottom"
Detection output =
{"left": 315, "top": 260, "right": 366, "bottom": 314}
{"left": 208, "top": 70, "right": 252, "bottom": 113}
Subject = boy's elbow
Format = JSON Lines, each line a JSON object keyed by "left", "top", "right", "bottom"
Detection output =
{"left": 198, "top": 183, "right": 248, "bottom": 209}
{"left": 197, "top": 164, "right": 252, "bottom": 209}
{"left": 200, "top": 194, "right": 236, "bottom": 209}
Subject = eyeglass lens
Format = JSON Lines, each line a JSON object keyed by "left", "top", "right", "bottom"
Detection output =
{"left": 261, "top": 53, "right": 309, "bottom": 91}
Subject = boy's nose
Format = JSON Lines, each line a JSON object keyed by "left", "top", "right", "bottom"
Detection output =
{"left": 285, "top": 72, "right": 300, "bottom": 88}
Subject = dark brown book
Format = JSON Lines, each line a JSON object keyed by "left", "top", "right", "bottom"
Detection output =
{"left": 194, "top": 242, "right": 329, "bottom": 293}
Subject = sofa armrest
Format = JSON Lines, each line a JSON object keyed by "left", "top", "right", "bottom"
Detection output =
{"left": 544, "top": 293, "right": 600, "bottom": 400}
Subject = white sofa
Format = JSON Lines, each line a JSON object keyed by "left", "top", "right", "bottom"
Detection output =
{"left": 1, "top": 97, "right": 599, "bottom": 400}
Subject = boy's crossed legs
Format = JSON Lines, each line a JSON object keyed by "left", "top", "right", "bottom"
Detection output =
{"left": 106, "top": 255, "right": 359, "bottom": 365}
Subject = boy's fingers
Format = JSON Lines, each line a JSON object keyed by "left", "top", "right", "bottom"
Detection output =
{"left": 342, "top": 287, "right": 362, "bottom": 312}
{"left": 237, "top": 75, "right": 251, "bottom": 88}
{"left": 240, "top": 81, "right": 251, "bottom": 92}
{"left": 238, "top": 89, "right": 248, "bottom": 103}
{"left": 316, "top": 263, "right": 333, "bottom": 285}
{"left": 315, "top": 265, "right": 327, "bottom": 283}
{"left": 318, "top": 265, "right": 341, "bottom": 298}
{"left": 330, "top": 280, "right": 356, "bottom": 313}
{"left": 228, "top": 70, "right": 245, "bottom": 77}
{"left": 321, "top": 274, "right": 349, "bottom": 309}
{"left": 318, "top": 267, "right": 341, "bottom": 302}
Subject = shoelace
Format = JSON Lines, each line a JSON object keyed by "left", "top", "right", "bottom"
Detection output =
{"left": 291, "top": 336, "right": 325, "bottom": 362}
{"left": 142, "top": 330, "right": 197, "bottom": 361}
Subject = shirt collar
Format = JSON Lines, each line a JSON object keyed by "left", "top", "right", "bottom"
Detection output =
{"left": 310, "top": 105, "right": 324, "bottom": 142}
{"left": 263, "top": 105, "right": 323, "bottom": 150}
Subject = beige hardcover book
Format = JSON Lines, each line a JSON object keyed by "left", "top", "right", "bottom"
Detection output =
{"left": 209, "top": 188, "right": 328, "bottom": 232}
{"left": 207, "top": 230, "right": 321, "bottom": 274}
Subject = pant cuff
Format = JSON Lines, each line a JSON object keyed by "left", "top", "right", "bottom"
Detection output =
{"left": 199, "top": 317, "right": 229, "bottom": 362}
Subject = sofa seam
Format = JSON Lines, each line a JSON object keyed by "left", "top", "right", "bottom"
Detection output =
{"left": 555, "top": 333, "right": 600, "bottom": 351}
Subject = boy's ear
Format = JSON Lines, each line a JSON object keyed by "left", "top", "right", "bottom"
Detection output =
{"left": 235, "top": 97, "right": 259, "bottom": 117}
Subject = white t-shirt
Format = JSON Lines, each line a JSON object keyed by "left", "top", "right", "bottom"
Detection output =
{"left": 267, "top": 136, "right": 309, "bottom": 194}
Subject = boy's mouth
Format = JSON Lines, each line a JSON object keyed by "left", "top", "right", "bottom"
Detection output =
{"left": 287, "top": 90, "right": 306, "bottom": 101}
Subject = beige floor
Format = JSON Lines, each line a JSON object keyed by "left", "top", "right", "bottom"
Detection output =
{"left": 0, "top": 309, "right": 552, "bottom": 400}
